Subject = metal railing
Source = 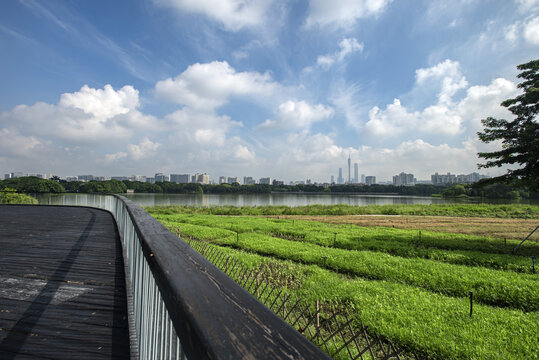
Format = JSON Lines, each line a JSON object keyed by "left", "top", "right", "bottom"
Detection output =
{"left": 45, "top": 194, "right": 328, "bottom": 360}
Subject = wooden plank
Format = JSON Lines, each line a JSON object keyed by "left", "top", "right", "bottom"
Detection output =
{"left": 0, "top": 205, "right": 130, "bottom": 359}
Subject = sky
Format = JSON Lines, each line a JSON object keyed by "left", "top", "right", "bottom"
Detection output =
{"left": 1, "top": 0, "right": 538, "bottom": 182}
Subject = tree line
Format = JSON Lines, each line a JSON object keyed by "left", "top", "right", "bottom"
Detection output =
{"left": 1, "top": 176, "right": 536, "bottom": 199}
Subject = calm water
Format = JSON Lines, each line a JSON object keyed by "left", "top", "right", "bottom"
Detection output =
{"left": 36, "top": 192, "right": 465, "bottom": 207}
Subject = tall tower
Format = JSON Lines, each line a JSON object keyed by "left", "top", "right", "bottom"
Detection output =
{"left": 347, "top": 154, "right": 351, "bottom": 184}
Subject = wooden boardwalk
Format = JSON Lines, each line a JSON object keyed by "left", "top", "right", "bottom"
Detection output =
{"left": 0, "top": 205, "right": 131, "bottom": 359}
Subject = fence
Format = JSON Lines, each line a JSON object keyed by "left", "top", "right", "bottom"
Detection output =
{"left": 185, "top": 236, "right": 422, "bottom": 360}
{"left": 40, "top": 194, "right": 329, "bottom": 359}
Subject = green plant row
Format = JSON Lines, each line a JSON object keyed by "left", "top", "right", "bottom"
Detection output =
{"left": 159, "top": 219, "right": 538, "bottom": 312}
{"left": 194, "top": 244, "right": 539, "bottom": 360}
{"left": 155, "top": 213, "right": 539, "bottom": 272}
{"left": 146, "top": 203, "right": 539, "bottom": 218}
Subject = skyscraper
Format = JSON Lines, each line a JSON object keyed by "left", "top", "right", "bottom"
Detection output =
{"left": 347, "top": 154, "right": 351, "bottom": 184}
{"left": 354, "top": 163, "right": 359, "bottom": 183}
{"left": 337, "top": 168, "right": 344, "bottom": 184}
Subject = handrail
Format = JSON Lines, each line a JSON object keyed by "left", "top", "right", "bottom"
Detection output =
{"left": 49, "top": 194, "right": 330, "bottom": 360}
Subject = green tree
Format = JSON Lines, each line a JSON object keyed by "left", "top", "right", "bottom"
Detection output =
{"left": 477, "top": 59, "right": 539, "bottom": 191}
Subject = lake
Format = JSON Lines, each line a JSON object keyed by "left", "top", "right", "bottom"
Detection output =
{"left": 34, "top": 192, "right": 532, "bottom": 207}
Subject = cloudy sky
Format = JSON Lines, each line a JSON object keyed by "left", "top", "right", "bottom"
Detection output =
{"left": 1, "top": 0, "right": 538, "bottom": 182}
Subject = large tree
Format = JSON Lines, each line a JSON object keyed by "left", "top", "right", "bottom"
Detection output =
{"left": 477, "top": 59, "right": 539, "bottom": 191}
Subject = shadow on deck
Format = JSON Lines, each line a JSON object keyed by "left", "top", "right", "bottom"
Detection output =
{"left": 0, "top": 205, "right": 130, "bottom": 359}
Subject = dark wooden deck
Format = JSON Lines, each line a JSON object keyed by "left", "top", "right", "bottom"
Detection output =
{"left": 0, "top": 205, "right": 130, "bottom": 359}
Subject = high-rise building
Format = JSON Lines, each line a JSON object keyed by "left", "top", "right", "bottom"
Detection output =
{"left": 365, "top": 176, "right": 376, "bottom": 185}
{"left": 193, "top": 173, "right": 209, "bottom": 184}
{"left": 227, "top": 177, "right": 239, "bottom": 184}
{"left": 331, "top": 175, "right": 335, "bottom": 184}
{"left": 431, "top": 172, "right": 456, "bottom": 185}
{"left": 361, "top": 174, "right": 365, "bottom": 183}
{"left": 259, "top": 177, "right": 272, "bottom": 185}
{"left": 392, "top": 172, "right": 416, "bottom": 186}
{"left": 337, "top": 168, "right": 344, "bottom": 184}
{"left": 155, "top": 173, "right": 170, "bottom": 182}
{"left": 347, "top": 154, "right": 351, "bottom": 183}
{"left": 219, "top": 176, "right": 227, "bottom": 184}
{"left": 243, "top": 176, "right": 256, "bottom": 185}
{"left": 171, "top": 174, "right": 190, "bottom": 183}
{"left": 353, "top": 163, "right": 359, "bottom": 183}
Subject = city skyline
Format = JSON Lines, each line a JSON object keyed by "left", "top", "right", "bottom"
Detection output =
{"left": 1, "top": 1, "right": 537, "bottom": 182}
{"left": 3, "top": 165, "right": 491, "bottom": 186}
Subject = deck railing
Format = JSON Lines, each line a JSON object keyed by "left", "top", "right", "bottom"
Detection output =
{"left": 49, "top": 194, "right": 329, "bottom": 360}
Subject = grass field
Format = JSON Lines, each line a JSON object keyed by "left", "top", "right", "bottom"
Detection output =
{"left": 146, "top": 205, "right": 539, "bottom": 360}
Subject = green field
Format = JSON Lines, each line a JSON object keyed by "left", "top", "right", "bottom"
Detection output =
{"left": 148, "top": 203, "right": 539, "bottom": 218}
{"left": 146, "top": 206, "right": 539, "bottom": 360}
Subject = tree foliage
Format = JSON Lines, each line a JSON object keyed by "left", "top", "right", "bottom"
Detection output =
{"left": 0, "top": 176, "right": 65, "bottom": 193}
{"left": 0, "top": 187, "right": 38, "bottom": 204}
{"left": 477, "top": 59, "right": 539, "bottom": 191}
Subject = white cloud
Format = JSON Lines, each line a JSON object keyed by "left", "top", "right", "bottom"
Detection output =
{"left": 154, "top": 61, "right": 277, "bottom": 110}
{"left": 0, "top": 128, "right": 44, "bottom": 158}
{"left": 231, "top": 144, "right": 255, "bottom": 161}
{"left": 127, "top": 137, "right": 161, "bottom": 160}
{"left": 259, "top": 100, "right": 334, "bottom": 130}
{"left": 105, "top": 152, "right": 127, "bottom": 163}
{"left": 0, "top": 84, "right": 157, "bottom": 144}
{"left": 305, "top": 0, "right": 392, "bottom": 29}
{"left": 59, "top": 84, "right": 139, "bottom": 120}
{"left": 504, "top": 23, "right": 520, "bottom": 43}
{"left": 415, "top": 59, "right": 468, "bottom": 104}
{"left": 524, "top": 16, "right": 539, "bottom": 45}
{"left": 165, "top": 107, "right": 241, "bottom": 147}
{"left": 365, "top": 76, "right": 518, "bottom": 139}
{"left": 517, "top": 0, "right": 539, "bottom": 11}
{"left": 316, "top": 38, "right": 364, "bottom": 69}
{"left": 153, "top": 0, "right": 272, "bottom": 31}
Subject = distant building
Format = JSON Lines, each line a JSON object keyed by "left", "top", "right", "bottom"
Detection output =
{"left": 65, "top": 176, "right": 78, "bottom": 182}
{"left": 171, "top": 174, "right": 190, "bottom": 184}
{"left": 146, "top": 177, "right": 155, "bottom": 184}
{"left": 361, "top": 174, "right": 365, "bottom": 183}
{"left": 155, "top": 173, "right": 170, "bottom": 182}
{"left": 456, "top": 172, "right": 490, "bottom": 184}
{"left": 243, "top": 176, "right": 256, "bottom": 185}
{"left": 259, "top": 177, "right": 272, "bottom": 185}
{"left": 112, "top": 176, "right": 129, "bottom": 181}
{"left": 393, "top": 172, "right": 416, "bottom": 186}
{"left": 431, "top": 172, "right": 489, "bottom": 185}
{"left": 431, "top": 172, "right": 456, "bottom": 185}
{"left": 331, "top": 175, "right": 335, "bottom": 184}
{"left": 272, "top": 179, "right": 284, "bottom": 186}
{"left": 353, "top": 163, "right": 359, "bottom": 183}
{"left": 78, "top": 175, "right": 94, "bottom": 182}
{"left": 193, "top": 173, "right": 209, "bottom": 184}
{"left": 365, "top": 176, "right": 376, "bottom": 185}
{"left": 131, "top": 175, "right": 147, "bottom": 182}
{"left": 347, "top": 154, "right": 351, "bottom": 183}
{"left": 227, "top": 177, "right": 239, "bottom": 184}
{"left": 337, "top": 168, "right": 344, "bottom": 184}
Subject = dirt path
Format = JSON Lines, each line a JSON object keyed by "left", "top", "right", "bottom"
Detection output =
{"left": 268, "top": 215, "right": 539, "bottom": 240}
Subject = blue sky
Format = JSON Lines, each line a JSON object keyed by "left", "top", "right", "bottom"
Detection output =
{"left": 1, "top": 0, "right": 538, "bottom": 182}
